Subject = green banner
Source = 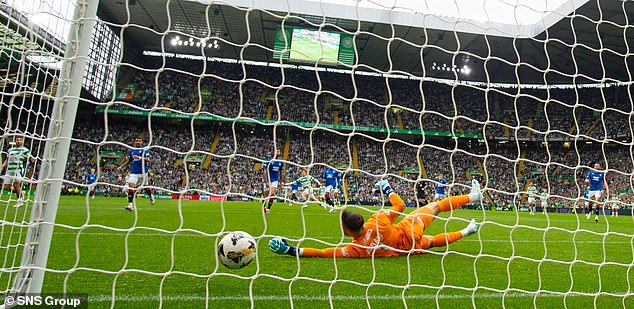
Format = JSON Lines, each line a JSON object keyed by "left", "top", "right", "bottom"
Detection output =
{"left": 335, "top": 163, "right": 352, "bottom": 169}
{"left": 338, "top": 34, "right": 355, "bottom": 65}
{"left": 100, "top": 151, "right": 124, "bottom": 157}
{"left": 468, "top": 168, "right": 482, "bottom": 175}
{"left": 273, "top": 26, "right": 292, "bottom": 60}
{"left": 95, "top": 107, "right": 482, "bottom": 139}
{"left": 184, "top": 155, "right": 206, "bottom": 162}
{"left": 404, "top": 167, "right": 420, "bottom": 173}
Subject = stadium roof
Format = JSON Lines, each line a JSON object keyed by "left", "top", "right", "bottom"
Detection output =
{"left": 226, "top": 0, "right": 590, "bottom": 38}
{"left": 95, "top": 1, "right": 634, "bottom": 84}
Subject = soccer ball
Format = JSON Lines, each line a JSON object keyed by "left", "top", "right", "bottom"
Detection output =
{"left": 217, "top": 231, "right": 257, "bottom": 269}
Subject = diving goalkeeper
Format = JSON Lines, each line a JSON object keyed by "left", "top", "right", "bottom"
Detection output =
{"left": 269, "top": 179, "right": 481, "bottom": 258}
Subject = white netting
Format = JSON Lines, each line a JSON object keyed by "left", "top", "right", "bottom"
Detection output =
{"left": 0, "top": 0, "right": 61, "bottom": 294}
{"left": 1, "top": 0, "right": 634, "bottom": 307}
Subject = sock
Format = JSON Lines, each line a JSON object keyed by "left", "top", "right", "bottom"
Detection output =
{"left": 431, "top": 232, "right": 463, "bottom": 247}
{"left": 90, "top": 190, "right": 94, "bottom": 197}
{"left": 127, "top": 189, "right": 134, "bottom": 204}
{"left": 325, "top": 197, "right": 334, "bottom": 206}
{"left": 268, "top": 197, "right": 274, "bottom": 209}
{"left": 437, "top": 196, "right": 471, "bottom": 212}
{"left": 144, "top": 188, "right": 152, "bottom": 196}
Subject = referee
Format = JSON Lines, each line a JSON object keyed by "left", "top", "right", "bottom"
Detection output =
{"left": 415, "top": 180, "right": 428, "bottom": 206}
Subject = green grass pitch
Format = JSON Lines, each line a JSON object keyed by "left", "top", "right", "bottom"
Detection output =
{"left": 290, "top": 36, "right": 339, "bottom": 63}
{"left": 1, "top": 196, "right": 633, "bottom": 308}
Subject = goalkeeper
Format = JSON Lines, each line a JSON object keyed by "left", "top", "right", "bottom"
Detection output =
{"left": 270, "top": 179, "right": 481, "bottom": 258}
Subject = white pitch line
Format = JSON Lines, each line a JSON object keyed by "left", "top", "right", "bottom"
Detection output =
{"left": 48, "top": 231, "right": 633, "bottom": 244}
{"left": 86, "top": 291, "right": 626, "bottom": 303}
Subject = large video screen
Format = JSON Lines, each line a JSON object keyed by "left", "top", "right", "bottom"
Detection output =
{"left": 274, "top": 26, "right": 354, "bottom": 65}
{"left": 289, "top": 28, "right": 341, "bottom": 63}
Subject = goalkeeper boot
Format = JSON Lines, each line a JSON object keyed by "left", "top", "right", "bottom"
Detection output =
{"left": 462, "top": 219, "right": 480, "bottom": 236}
{"left": 125, "top": 203, "right": 134, "bottom": 211}
{"left": 13, "top": 198, "right": 24, "bottom": 208}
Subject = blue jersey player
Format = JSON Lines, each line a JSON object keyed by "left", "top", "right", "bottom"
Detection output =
{"left": 117, "top": 138, "right": 154, "bottom": 211}
{"left": 262, "top": 150, "right": 284, "bottom": 214}
{"left": 290, "top": 178, "right": 300, "bottom": 201}
{"left": 579, "top": 187, "right": 590, "bottom": 215}
{"left": 87, "top": 168, "right": 97, "bottom": 199}
{"left": 434, "top": 174, "right": 448, "bottom": 201}
{"left": 322, "top": 167, "right": 341, "bottom": 208}
{"left": 585, "top": 163, "right": 606, "bottom": 222}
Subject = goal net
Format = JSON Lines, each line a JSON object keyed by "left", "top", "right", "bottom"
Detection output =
{"left": 1, "top": 0, "right": 633, "bottom": 307}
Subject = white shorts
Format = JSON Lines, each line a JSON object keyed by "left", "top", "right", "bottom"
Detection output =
{"left": 588, "top": 190, "right": 602, "bottom": 199}
{"left": 263, "top": 181, "right": 279, "bottom": 192}
{"left": 301, "top": 188, "right": 312, "bottom": 196}
{"left": 324, "top": 185, "right": 334, "bottom": 194}
{"left": 584, "top": 200, "right": 589, "bottom": 207}
{"left": 126, "top": 173, "right": 148, "bottom": 186}
{"left": 434, "top": 193, "right": 446, "bottom": 200}
{"left": 3, "top": 171, "right": 23, "bottom": 185}
{"left": 324, "top": 185, "right": 339, "bottom": 194}
{"left": 541, "top": 201, "right": 547, "bottom": 207}
{"left": 611, "top": 204, "right": 619, "bottom": 209}
{"left": 527, "top": 197, "right": 536, "bottom": 204}
{"left": 322, "top": 186, "right": 333, "bottom": 195}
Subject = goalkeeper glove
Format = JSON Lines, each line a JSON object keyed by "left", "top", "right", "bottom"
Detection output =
{"left": 269, "top": 238, "right": 298, "bottom": 256}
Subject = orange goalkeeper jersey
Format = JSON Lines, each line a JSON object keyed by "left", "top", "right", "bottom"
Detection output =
{"left": 302, "top": 193, "right": 433, "bottom": 258}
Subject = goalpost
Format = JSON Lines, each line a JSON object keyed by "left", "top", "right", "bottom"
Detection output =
{"left": 2, "top": 0, "right": 99, "bottom": 296}
{"left": 1, "top": 0, "right": 633, "bottom": 307}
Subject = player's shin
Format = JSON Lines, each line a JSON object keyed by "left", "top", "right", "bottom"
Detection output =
{"left": 437, "top": 195, "right": 473, "bottom": 212}
{"left": 325, "top": 196, "right": 334, "bottom": 206}
{"left": 430, "top": 232, "right": 463, "bottom": 247}
{"left": 127, "top": 189, "right": 134, "bottom": 204}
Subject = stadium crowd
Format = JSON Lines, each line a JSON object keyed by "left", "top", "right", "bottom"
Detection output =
{"left": 3, "top": 60, "right": 633, "bottom": 209}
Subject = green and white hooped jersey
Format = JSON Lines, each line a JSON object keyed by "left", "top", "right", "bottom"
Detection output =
{"left": 5, "top": 146, "right": 30, "bottom": 176}
{"left": 540, "top": 192, "right": 547, "bottom": 201}
{"left": 527, "top": 186, "right": 538, "bottom": 198}
{"left": 294, "top": 175, "right": 318, "bottom": 189}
